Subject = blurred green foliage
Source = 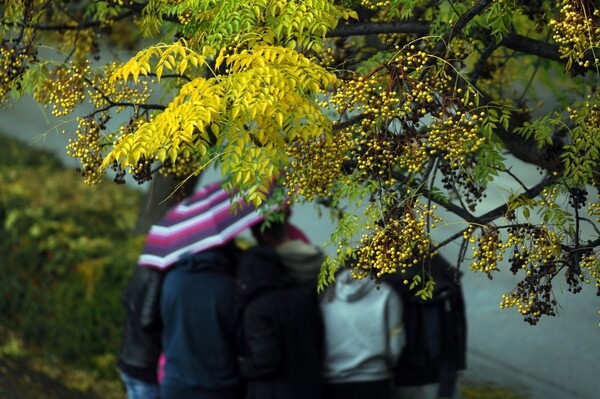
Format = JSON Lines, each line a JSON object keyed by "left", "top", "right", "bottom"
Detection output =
{"left": 0, "top": 132, "right": 144, "bottom": 377}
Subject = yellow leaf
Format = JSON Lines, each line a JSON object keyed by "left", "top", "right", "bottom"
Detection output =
{"left": 157, "top": 148, "right": 167, "bottom": 163}
{"left": 183, "top": 123, "right": 194, "bottom": 140}
{"left": 234, "top": 144, "right": 243, "bottom": 157}
{"left": 131, "top": 64, "right": 140, "bottom": 82}
{"left": 202, "top": 45, "right": 215, "bottom": 57}
{"left": 179, "top": 59, "right": 189, "bottom": 75}
{"left": 215, "top": 48, "right": 227, "bottom": 70}
{"left": 231, "top": 106, "right": 240, "bottom": 120}
{"left": 169, "top": 148, "right": 178, "bottom": 163}
{"left": 198, "top": 144, "right": 207, "bottom": 157}
{"left": 243, "top": 171, "right": 252, "bottom": 185}
{"left": 248, "top": 191, "right": 258, "bottom": 205}
{"left": 131, "top": 149, "right": 141, "bottom": 165}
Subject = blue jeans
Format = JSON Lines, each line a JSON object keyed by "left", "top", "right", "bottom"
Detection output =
{"left": 120, "top": 371, "right": 159, "bottom": 399}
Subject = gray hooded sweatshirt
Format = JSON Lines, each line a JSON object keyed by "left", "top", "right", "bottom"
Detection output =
{"left": 320, "top": 269, "right": 404, "bottom": 383}
{"left": 275, "top": 239, "right": 324, "bottom": 283}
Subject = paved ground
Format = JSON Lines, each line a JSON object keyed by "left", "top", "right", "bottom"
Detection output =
{"left": 462, "top": 268, "right": 598, "bottom": 399}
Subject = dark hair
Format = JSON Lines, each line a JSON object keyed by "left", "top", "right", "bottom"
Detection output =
{"left": 251, "top": 217, "right": 288, "bottom": 243}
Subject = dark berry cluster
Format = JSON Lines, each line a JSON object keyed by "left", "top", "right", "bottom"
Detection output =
{"left": 568, "top": 187, "right": 587, "bottom": 210}
{"left": 440, "top": 160, "right": 485, "bottom": 212}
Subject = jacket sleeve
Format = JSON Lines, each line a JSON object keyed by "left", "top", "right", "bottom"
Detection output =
{"left": 136, "top": 267, "right": 164, "bottom": 332}
{"left": 386, "top": 287, "right": 405, "bottom": 366}
{"left": 239, "top": 298, "right": 282, "bottom": 379}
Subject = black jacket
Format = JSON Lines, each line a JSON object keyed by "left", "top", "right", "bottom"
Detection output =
{"left": 117, "top": 266, "right": 163, "bottom": 382}
{"left": 237, "top": 246, "right": 324, "bottom": 399}
{"left": 160, "top": 248, "right": 242, "bottom": 399}
{"left": 387, "top": 255, "right": 467, "bottom": 397}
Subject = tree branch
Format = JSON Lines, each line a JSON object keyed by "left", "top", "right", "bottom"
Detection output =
{"left": 433, "top": 173, "right": 557, "bottom": 249}
{"left": 328, "top": 21, "right": 429, "bottom": 37}
{"left": 432, "top": 0, "right": 493, "bottom": 57}
{"left": 328, "top": 20, "right": 594, "bottom": 70}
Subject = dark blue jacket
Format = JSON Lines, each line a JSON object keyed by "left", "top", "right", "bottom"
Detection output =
{"left": 160, "top": 248, "right": 242, "bottom": 399}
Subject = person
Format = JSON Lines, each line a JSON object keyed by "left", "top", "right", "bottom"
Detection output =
{"left": 250, "top": 215, "right": 324, "bottom": 286}
{"left": 388, "top": 254, "right": 467, "bottom": 399}
{"left": 159, "top": 242, "right": 243, "bottom": 399}
{"left": 236, "top": 221, "right": 324, "bottom": 399}
{"left": 319, "top": 267, "right": 405, "bottom": 399}
{"left": 117, "top": 266, "right": 163, "bottom": 399}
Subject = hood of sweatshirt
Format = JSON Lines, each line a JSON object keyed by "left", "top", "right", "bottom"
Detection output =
{"left": 333, "top": 269, "right": 374, "bottom": 302}
{"left": 236, "top": 246, "right": 293, "bottom": 304}
{"left": 173, "top": 246, "right": 235, "bottom": 274}
{"left": 275, "top": 239, "right": 324, "bottom": 283}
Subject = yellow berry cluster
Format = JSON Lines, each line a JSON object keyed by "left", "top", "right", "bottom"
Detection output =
{"left": 512, "top": 229, "right": 562, "bottom": 270}
{"left": 327, "top": 75, "right": 380, "bottom": 117}
{"left": 159, "top": 147, "right": 201, "bottom": 179}
{"left": 498, "top": 273, "right": 559, "bottom": 324}
{"left": 60, "top": 28, "right": 97, "bottom": 62}
{"left": 34, "top": 61, "right": 88, "bottom": 117}
{"left": 539, "top": 186, "right": 560, "bottom": 208}
{"left": 579, "top": 252, "right": 600, "bottom": 289}
{"left": 378, "top": 31, "right": 411, "bottom": 46}
{"left": 360, "top": 0, "right": 391, "bottom": 11}
{"left": 446, "top": 37, "right": 478, "bottom": 62}
{"left": 498, "top": 272, "right": 559, "bottom": 325}
{"left": 328, "top": 44, "right": 485, "bottom": 180}
{"left": 499, "top": 291, "right": 541, "bottom": 316}
{"left": 354, "top": 202, "right": 437, "bottom": 280}
{"left": 178, "top": 9, "right": 193, "bottom": 25}
{"left": 0, "top": 45, "right": 33, "bottom": 105}
{"left": 567, "top": 95, "right": 600, "bottom": 129}
{"left": 469, "top": 226, "right": 505, "bottom": 275}
{"left": 353, "top": 134, "right": 401, "bottom": 186}
{"left": 428, "top": 113, "right": 485, "bottom": 168}
{"left": 328, "top": 73, "right": 414, "bottom": 131}
{"left": 66, "top": 117, "right": 104, "bottom": 185}
{"left": 397, "top": 138, "right": 428, "bottom": 173}
{"left": 588, "top": 201, "right": 600, "bottom": 222}
{"left": 469, "top": 223, "right": 563, "bottom": 276}
{"left": 106, "top": 0, "right": 133, "bottom": 6}
{"left": 310, "top": 47, "right": 336, "bottom": 69}
{"left": 285, "top": 132, "right": 354, "bottom": 202}
{"left": 549, "top": 0, "right": 600, "bottom": 69}
{"left": 88, "top": 62, "right": 152, "bottom": 111}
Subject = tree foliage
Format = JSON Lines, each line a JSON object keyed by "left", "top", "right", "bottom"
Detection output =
{"left": 1, "top": 0, "right": 600, "bottom": 325}
{"left": 0, "top": 132, "right": 144, "bottom": 375}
